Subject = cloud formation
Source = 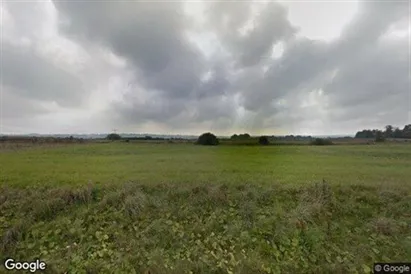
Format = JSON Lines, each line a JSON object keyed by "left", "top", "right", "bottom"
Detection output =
{"left": 1, "top": 0, "right": 409, "bottom": 135}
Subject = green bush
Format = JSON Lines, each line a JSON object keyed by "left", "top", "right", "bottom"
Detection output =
{"left": 310, "top": 138, "right": 333, "bottom": 146}
{"left": 196, "top": 132, "right": 219, "bottom": 146}
{"left": 231, "top": 133, "right": 251, "bottom": 140}
{"left": 258, "top": 136, "right": 269, "bottom": 145}
{"left": 106, "top": 133, "right": 121, "bottom": 141}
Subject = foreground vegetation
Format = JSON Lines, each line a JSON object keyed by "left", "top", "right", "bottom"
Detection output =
{"left": 1, "top": 143, "right": 411, "bottom": 273}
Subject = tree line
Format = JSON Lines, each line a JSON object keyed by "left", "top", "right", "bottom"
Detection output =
{"left": 198, "top": 132, "right": 270, "bottom": 146}
{"left": 355, "top": 124, "right": 411, "bottom": 139}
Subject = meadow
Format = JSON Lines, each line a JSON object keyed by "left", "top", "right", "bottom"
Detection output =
{"left": 1, "top": 142, "right": 411, "bottom": 273}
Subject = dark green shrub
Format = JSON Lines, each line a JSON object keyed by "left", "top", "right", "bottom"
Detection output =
{"left": 106, "top": 133, "right": 121, "bottom": 141}
{"left": 310, "top": 138, "right": 333, "bottom": 146}
{"left": 231, "top": 133, "right": 251, "bottom": 140}
{"left": 258, "top": 136, "right": 269, "bottom": 145}
{"left": 196, "top": 132, "right": 219, "bottom": 146}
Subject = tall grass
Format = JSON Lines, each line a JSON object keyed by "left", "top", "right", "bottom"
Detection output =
{"left": 1, "top": 181, "right": 410, "bottom": 273}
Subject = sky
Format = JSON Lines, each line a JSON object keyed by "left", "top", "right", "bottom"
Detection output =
{"left": 1, "top": 0, "right": 410, "bottom": 136}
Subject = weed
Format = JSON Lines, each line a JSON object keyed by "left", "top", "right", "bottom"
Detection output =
{"left": 124, "top": 191, "right": 148, "bottom": 219}
{"left": 371, "top": 217, "right": 398, "bottom": 236}
{"left": 1, "top": 219, "right": 33, "bottom": 253}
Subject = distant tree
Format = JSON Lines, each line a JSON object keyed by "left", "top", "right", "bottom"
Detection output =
{"left": 403, "top": 124, "right": 411, "bottom": 139}
{"left": 311, "top": 138, "right": 333, "bottom": 146}
{"left": 231, "top": 133, "right": 251, "bottom": 140}
{"left": 230, "top": 134, "right": 239, "bottom": 140}
{"left": 240, "top": 133, "right": 251, "bottom": 139}
{"left": 197, "top": 132, "right": 219, "bottom": 146}
{"left": 107, "top": 133, "right": 121, "bottom": 141}
{"left": 375, "top": 130, "right": 385, "bottom": 142}
{"left": 384, "top": 125, "right": 394, "bottom": 138}
{"left": 393, "top": 127, "right": 402, "bottom": 138}
{"left": 258, "top": 136, "right": 269, "bottom": 145}
{"left": 356, "top": 124, "right": 411, "bottom": 140}
{"left": 355, "top": 129, "right": 376, "bottom": 138}
{"left": 354, "top": 131, "right": 363, "bottom": 138}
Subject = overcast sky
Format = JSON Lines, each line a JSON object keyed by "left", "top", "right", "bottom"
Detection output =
{"left": 1, "top": 0, "right": 409, "bottom": 136}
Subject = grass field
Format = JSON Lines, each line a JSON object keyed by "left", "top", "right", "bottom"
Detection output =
{"left": 1, "top": 142, "right": 411, "bottom": 273}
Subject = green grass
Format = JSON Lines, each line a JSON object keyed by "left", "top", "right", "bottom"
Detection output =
{"left": 1, "top": 143, "right": 411, "bottom": 273}
{"left": 1, "top": 143, "right": 411, "bottom": 187}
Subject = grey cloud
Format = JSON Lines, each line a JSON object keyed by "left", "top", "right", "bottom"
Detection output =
{"left": 235, "top": 38, "right": 331, "bottom": 113}
{"left": 192, "top": 95, "right": 237, "bottom": 124}
{"left": 321, "top": 0, "right": 409, "bottom": 125}
{"left": 338, "top": 1, "right": 408, "bottom": 44}
{"left": 232, "top": 0, "right": 409, "bottom": 130}
{"left": 328, "top": 93, "right": 409, "bottom": 132}
{"left": 4, "top": 0, "right": 409, "bottom": 134}
{"left": 109, "top": 91, "right": 237, "bottom": 130}
{"left": 2, "top": 42, "right": 85, "bottom": 107}
{"left": 195, "top": 62, "right": 232, "bottom": 99}
{"left": 206, "top": 1, "right": 295, "bottom": 67}
{"left": 234, "top": 2, "right": 295, "bottom": 67}
{"left": 325, "top": 39, "right": 408, "bottom": 106}
{"left": 105, "top": 62, "right": 234, "bottom": 129}
{"left": 109, "top": 93, "right": 187, "bottom": 126}
{"left": 3, "top": 1, "right": 48, "bottom": 40}
{"left": 52, "top": 0, "right": 242, "bottom": 128}
{"left": 1, "top": 89, "right": 49, "bottom": 119}
{"left": 206, "top": 1, "right": 251, "bottom": 31}
{"left": 53, "top": 1, "right": 206, "bottom": 99}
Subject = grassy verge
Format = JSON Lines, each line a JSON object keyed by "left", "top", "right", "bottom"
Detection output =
{"left": 2, "top": 181, "right": 410, "bottom": 274}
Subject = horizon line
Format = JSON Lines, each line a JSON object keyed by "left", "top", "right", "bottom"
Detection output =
{"left": 0, "top": 132, "right": 355, "bottom": 137}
